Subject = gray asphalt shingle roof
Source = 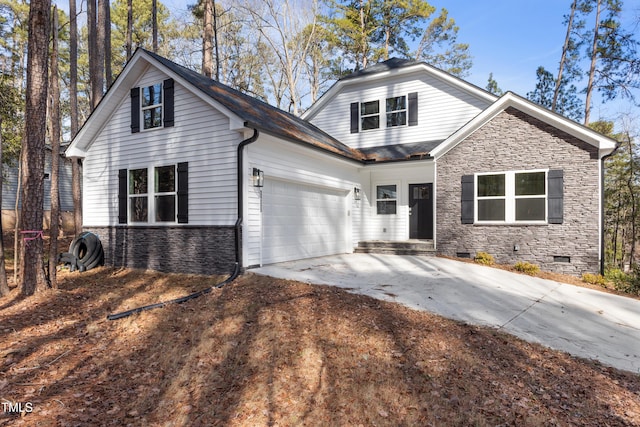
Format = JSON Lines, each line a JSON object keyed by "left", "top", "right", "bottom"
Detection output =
{"left": 147, "top": 50, "right": 439, "bottom": 163}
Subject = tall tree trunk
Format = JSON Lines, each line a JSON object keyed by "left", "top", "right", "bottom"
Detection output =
{"left": 359, "top": 0, "right": 367, "bottom": 68}
{"left": 553, "top": 0, "right": 577, "bottom": 111}
{"left": 152, "top": 0, "right": 158, "bottom": 52}
{"left": 48, "top": 5, "right": 61, "bottom": 289}
{"left": 202, "top": 0, "right": 213, "bottom": 78}
{"left": 104, "top": 0, "right": 112, "bottom": 85}
{"left": 95, "top": 0, "right": 106, "bottom": 105}
{"left": 126, "top": 0, "right": 133, "bottom": 60}
{"left": 87, "top": 0, "right": 99, "bottom": 109}
{"left": 13, "top": 145, "right": 22, "bottom": 285}
{"left": 0, "top": 118, "right": 9, "bottom": 297}
{"left": 21, "top": 0, "right": 51, "bottom": 295}
{"left": 69, "top": 0, "right": 82, "bottom": 235}
{"left": 213, "top": 0, "right": 220, "bottom": 81}
{"left": 584, "top": 0, "right": 602, "bottom": 125}
{"left": 626, "top": 131, "right": 637, "bottom": 268}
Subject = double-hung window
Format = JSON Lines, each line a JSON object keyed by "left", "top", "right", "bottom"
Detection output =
{"left": 154, "top": 165, "right": 176, "bottom": 222}
{"left": 360, "top": 100, "right": 380, "bottom": 130}
{"left": 141, "top": 83, "right": 163, "bottom": 130}
{"left": 127, "top": 165, "right": 177, "bottom": 223}
{"left": 476, "top": 170, "right": 547, "bottom": 223}
{"left": 376, "top": 184, "right": 397, "bottom": 215}
{"left": 386, "top": 96, "right": 407, "bottom": 127}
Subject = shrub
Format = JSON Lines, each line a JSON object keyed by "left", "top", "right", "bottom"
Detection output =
{"left": 474, "top": 252, "right": 495, "bottom": 265}
{"left": 513, "top": 261, "right": 540, "bottom": 276}
{"left": 582, "top": 273, "right": 606, "bottom": 287}
{"left": 606, "top": 267, "right": 640, "bottom": 295}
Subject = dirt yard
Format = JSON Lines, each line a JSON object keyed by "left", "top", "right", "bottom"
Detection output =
{"left": 0, "top": 265, "right": 639, "bottom": 426}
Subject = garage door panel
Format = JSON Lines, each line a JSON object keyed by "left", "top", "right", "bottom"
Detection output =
{"left": 262, "top": 179, "right": 348, "bottom": 264}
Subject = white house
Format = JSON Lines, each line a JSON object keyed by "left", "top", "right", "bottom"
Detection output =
{"left": 65, "top": 49, "right": 617, "bottom": 276}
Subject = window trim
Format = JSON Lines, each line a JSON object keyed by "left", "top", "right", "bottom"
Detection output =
{"left": 375, "top": 183, "right": 398, "bottom": 215}
{"left": 140, "top": 82, "right": 164, "bottom": 131}
{"left": 474, "top": 169, "right": 548, "bottom": 224}
{"left": 385, "top": 95, "right": 407, "bottom": 128}
{"left": 127, "top": 164, "right": 178, "bottom": 224}
{"left": 360, "top": 100, "right": 380, "bottom": 131}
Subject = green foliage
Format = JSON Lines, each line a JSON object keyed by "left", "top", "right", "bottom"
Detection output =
{"left": 474, "top": 251, "right": 495, "bottom": 266}
{"left": 581, "top": 272, "right": 606, "bottom": 286}
{"left": 526, "top": 66, "right": 583, "bottom": 122}
{"left": 486, "top": 72, "right": 503, "bottom": 96}
{"left": 605, "top": 267, "right": 640, "bottom": 295}
{"left": 110, "top": 0, "right": 181, "bottom": 75}
{"left": 513, "top": 261, "right": 540, "bottom": 276}
{"left": 322, "top": 0, "right": 472, "bottom": 77}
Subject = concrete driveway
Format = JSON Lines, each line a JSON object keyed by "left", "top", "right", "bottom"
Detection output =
{"left": 253, "top": 253, "right": 640, "bottom": 373}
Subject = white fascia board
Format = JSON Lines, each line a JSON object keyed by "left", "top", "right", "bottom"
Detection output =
{"left": 144, "top": 51, "right": 245, "bottom": 131}
{"left": 431, "top": 92, "right": 618, "bottom": 159}
{"left": 65, "top": 54, "right": 151, "bottom": 158}
{"left": 303, "top": 63, "right": 497, "bottom": 121}
{"left": 65, "top": 50, "right": 245, "bottom": 158}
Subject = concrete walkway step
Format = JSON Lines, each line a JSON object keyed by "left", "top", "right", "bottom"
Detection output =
{"left": 355, "top": 240, "right": 436, "bottom": 256}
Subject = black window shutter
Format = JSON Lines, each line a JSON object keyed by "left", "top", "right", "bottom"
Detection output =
{"left": 408, "top": 92, "right": 418, "bottom": 126}
{"left": 177, "top": 162, "right": 188, "bottom": 223}
{"left": 461, "top": 175, "right": 475, "bottom": 224}
{"left": 130, "top": 88, "right": 140, "bottom": 133}
{"left": 350, "top": 102, "right": 359, "bottom": 134}
{"left": 118, "top": 169, "right": 128, "bottom": 224}
{"left": 163, "top": 78, "right": 175, "bottom": 128}
{"left": 548, "top": 169, "right": 563, "bottom": 224}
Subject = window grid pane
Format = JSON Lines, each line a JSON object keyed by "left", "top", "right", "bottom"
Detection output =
{"left": 516, "top": 172, "right": 545, "bottom": 196}
{"left": 516, "top": 198, "right": 546, "bottom": 221}
{"left": 155, "top": 165, "right": 175, "bottom": 193}
{"left": 478, "top": 199, "right": 505, "bottom": 221}
{"left": 155, "top": 195, "right": 176, "bottom": 222}
{"left": 129, "top": 169, "right": 147, "bottom": 194}
{"left": 130, "top": 196, "right": 148, "bottom": 222}
{"left": 477, "top": 174, "right": 505, "bottom": 197}
{"left": 142, "top": 84, "right": 162, "bottom": 107}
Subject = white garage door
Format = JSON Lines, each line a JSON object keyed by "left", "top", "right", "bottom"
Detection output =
{"left": 262, "top": 179, "right": 348, "bottom": 264}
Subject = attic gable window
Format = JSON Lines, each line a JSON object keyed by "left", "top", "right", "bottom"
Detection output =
{"left": 130, "top": 78, "right": 175, "bottom": 133}
{"left": 142, "top": 83, "right": 163, "bottom": 130}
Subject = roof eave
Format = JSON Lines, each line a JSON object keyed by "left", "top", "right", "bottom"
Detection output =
{"left": 303, "top": 62, "right": 497, "bottom": 121}
{"left": 432, "top": 92, "right": 618, "bottom": 160}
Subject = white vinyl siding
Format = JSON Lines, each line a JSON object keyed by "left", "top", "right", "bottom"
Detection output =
{"left": 244, "top": 135, "right": 360, "bottom": 267}
{"left": 82, "top": 66, "right": 241, "bottom": 227}
{"left": 309, "top": 71, "right": 491, "bottom": 149}
{"left": 357, "top": 162, "right": 436, "bottom": 242}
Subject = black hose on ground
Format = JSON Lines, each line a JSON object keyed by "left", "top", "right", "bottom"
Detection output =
{"left": 106, "top": 262, "right": 240, "bottom": 321}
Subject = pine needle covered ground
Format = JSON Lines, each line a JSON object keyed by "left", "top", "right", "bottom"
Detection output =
{"left": 1, "top": 264, "right": 639, "bottom": 426}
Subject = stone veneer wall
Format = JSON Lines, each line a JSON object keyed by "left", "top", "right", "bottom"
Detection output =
{"left": 84, "top": 226, "right": 237, "bottom": 275}
{"left": 436, "top": 107, "right": 601, "bottom": 275}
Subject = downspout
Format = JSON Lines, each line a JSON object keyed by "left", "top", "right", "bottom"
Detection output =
{"left": 600, "top": 146, "right": 619, "bottom": 275}
{"left": 236, "top": 127, "right": 260, "bottom": 268}
{"left": 106, "top": 127, "right": 259, "bottom": 321}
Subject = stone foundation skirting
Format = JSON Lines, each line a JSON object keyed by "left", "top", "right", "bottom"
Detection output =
{"left": 83, "top": 226, "right": 237, "bottom": 275}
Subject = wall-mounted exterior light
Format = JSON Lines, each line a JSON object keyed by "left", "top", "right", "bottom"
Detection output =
{"left": 354, "top": 187, "right": 361, "bottom": 201}
{"left": 252, "top": 168, "right": 264, "bottom": 187}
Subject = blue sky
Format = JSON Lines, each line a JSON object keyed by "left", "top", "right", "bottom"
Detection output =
{"left": 439, "top": 0, "right": 640, "bottom": 121}
{"left": 57, "top": 0, "right": 639, "bottom": 123}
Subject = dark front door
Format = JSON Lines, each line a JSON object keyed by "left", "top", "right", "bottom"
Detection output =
{"left": 409, "top": 183, "right": 433, "bottom": 239}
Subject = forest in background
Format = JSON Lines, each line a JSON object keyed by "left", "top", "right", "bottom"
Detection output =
{"left": 0, "top": 0, "right": 638, "bottom": 294}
